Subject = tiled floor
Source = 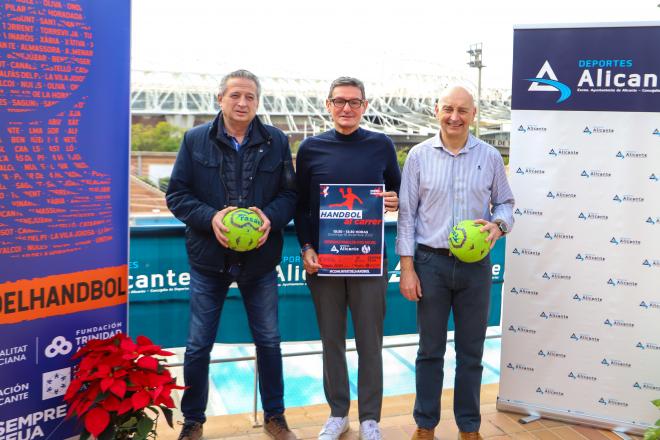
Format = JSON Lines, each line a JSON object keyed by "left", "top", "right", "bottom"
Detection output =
{"left": 155, "top": 384, "right": 641, "bottom": 440}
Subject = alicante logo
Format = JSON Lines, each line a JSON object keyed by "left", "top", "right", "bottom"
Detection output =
{"left": 526, "top": 61, "right": 572, "bottom": 103}
{"left": 506, "top": 363, "right": 514, "bottom": 370}
{"left": 650, "top": 174, "right": 658, "bottom": 182}
{"left": 583, "top": 126, "right": 592, "bottom": 135}
{"left": 538, "top": 350, "right": 546, "bottom": 357}
{"left": 545, "top": 233, "right": 552, "bottom": 239}
{"left": 549, "top": 149, "right": 557, "bottom": 156}
{"left": 610, "top": 237, "right": 619, "bottom": 245}
{"left": 536, "top": 387, "right": 544, "bottom": 394}
{"left": 634, "top": 382, "right": 642, "bottom": 390}
{"left": 616, "top": 151, "right": 625, "bottom": 159}
{"left": 599, "top": 398, "right": 607, "bottom": 405}
{"left": 513, "top": 248, "right": 520, "bottom": 255}
{"left": 516, "top": 168, "right": 524, "bottom": 175}
{"left": 653, "top": 129, "right": 660, "bottom": 136}
{"left": 580, "top": 170, "right": 589, "bottom": 177}
{"left": 518, "top": 125, "right": 526, "bottom": 132}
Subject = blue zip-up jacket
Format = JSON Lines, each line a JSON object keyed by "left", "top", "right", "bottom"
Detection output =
{"left": 166, "top": 113, "right": 296, "bottom": 276}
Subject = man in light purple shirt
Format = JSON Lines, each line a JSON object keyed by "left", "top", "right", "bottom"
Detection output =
{"left": 396, "top": 86, "right": 514, "bottom": 440}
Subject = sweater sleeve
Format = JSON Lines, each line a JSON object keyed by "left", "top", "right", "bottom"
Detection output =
{"left": 293, "top": 141, "right": 314, "bottom": 248}
{"left": 383, "top": 136, "right": 401, "bottom": 193}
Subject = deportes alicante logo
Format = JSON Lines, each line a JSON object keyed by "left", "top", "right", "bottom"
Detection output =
{"left": 526, "top": 61, "right": 572, "bottom": 103}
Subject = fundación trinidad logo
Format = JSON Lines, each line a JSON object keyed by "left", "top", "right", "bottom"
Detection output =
{"left": 526, "top": 61, "right": 572, "bottom": 103}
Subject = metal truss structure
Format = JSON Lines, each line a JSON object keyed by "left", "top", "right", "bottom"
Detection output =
{"left": 131, "top": 70, "right": 511, "bottom": 137}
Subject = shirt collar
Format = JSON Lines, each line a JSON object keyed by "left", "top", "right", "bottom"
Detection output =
{"left": 432, "top": 132, "right": 478, "bottom": 156}
{"left": 221, "top": 119, "right": 254, "bottom": 148}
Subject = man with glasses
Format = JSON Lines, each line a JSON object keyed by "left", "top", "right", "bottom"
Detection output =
{"left": 167, "top": 69, "right": 297, "bottom": 440}
{"left": 397, "top": 85, "right": 514, "bottom": 440}
{"left": 294, "top": 77, "right": 401, "bottom": 440}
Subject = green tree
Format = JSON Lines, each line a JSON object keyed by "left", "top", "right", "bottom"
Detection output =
{"left": 131, "top": 122, "right": 184, "bottom": 152}
{"left": 397, "top": 147, "right": 411, "bottom": 170}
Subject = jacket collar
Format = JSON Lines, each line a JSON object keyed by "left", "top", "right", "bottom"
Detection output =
{"left": 209, "top": 112, "right": 271, "bottom": 149}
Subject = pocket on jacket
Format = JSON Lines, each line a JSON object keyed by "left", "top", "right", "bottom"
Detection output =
{"left": 192, "top": 152, "right": 221, "bottom": 199}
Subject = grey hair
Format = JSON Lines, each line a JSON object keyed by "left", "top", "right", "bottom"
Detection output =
{"left": 327, "top": 76, "right": 366, "bottom": 100}
{"left": 219, "top": 69, "right": 261, "bottom": 98}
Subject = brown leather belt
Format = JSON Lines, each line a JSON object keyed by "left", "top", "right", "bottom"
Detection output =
{"left": 417, "top": 243, "right": 453, "bottom": 256}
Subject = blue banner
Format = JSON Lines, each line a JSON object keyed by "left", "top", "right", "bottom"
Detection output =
{"left": 0, "top": 1, "right": 130, "bottom": 438}
{"left": 512, "top": 25, "right": 660, "bottom": 112}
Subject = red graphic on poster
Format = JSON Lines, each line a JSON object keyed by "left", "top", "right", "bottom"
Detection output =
{"left": 328, "top": 187, "right": 363, "bottom": 210}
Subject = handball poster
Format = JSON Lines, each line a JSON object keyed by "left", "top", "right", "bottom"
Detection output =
{"left": 0, "top": 1, "right": 130, "bottom": 439}
{"left": 499, "top": 23, "right": 660, "bottom": 433}
{"left": 318, "top": 184, "right": 384, "bottom": 276}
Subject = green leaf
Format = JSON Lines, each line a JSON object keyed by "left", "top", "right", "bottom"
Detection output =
{"left": 137, "top": 416, "right": 154, "bottom": 436}
{"left": 119, "top": 416, "right": 138, "bottom": 428}
{"left": 652, "top": 399, "right": 660, "bottom": 408}
{"left": 98, "top": 426, "right": 117, "bottom": 440}
{"left": 160, "top": 406, "right": 174, "bottom": 428}
{"left": 644, "top": 426, "right": 660, "bottom": 440}
{"left": 145, "top": 405, "right": 159, "bottom": 415}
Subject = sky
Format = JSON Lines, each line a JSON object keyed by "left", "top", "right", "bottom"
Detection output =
{"left": 131, "top": 0, "right": 660, "bottom": 90}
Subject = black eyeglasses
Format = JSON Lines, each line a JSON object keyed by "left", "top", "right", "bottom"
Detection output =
{"left": 329, "top": 98, "right": 364, "bottom": 109}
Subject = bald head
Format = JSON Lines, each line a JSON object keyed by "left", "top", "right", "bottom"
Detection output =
{"left": 438, "top": 86, "right": 476, "bottom": 109}
{"left": 435, "top": 85, "right": 477, "bottom": 150}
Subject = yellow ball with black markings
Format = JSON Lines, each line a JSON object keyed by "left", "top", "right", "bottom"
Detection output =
{"left": 448, "top": 220, "right": 490, "bottom": 263}
{"left": 222, "top": 208, "right": 264, "bottom": 252}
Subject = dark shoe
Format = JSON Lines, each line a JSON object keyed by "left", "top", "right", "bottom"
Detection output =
{"left": 264, "top": 415, "right": 297, "bottom": 440}
{"left": 411, "top": 427, "right": 435, "bottom": 440}
{"left": 178, "top": 421, "right": 203, "bottom": 440}
{"left": 458, "top": 432, "right": 483, "bottom": 440}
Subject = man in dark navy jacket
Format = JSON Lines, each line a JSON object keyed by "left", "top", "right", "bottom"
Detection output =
{"left": 166, "top": 69, "right": 297, "bottom": 440}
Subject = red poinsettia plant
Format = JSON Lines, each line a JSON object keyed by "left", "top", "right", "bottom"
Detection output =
{"left": 64, "top": 333, "right": 185, "bottom": 440}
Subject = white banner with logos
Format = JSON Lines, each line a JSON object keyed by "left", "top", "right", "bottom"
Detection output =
{"left": 499, "top": 23, "right": 660, "bottom": 434}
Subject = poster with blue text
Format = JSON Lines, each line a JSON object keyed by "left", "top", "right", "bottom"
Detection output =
{"left": 0, "top": 0, "right": 130, "bottom": 438}
{"left": 318, "top": 184, "right": 384, "bottom": 276}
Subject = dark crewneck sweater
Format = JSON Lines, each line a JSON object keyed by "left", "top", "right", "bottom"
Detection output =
{"left": 294, "top": 128, "right": 401, "bottom": 254}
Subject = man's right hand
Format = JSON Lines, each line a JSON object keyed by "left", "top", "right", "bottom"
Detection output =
{"left": 302, "top": 248, "right": 322, "bottom": 274}
{"left": 399, "top": 256, "right": 422, "bottom": 301}
{"left": 211, "top": 206, "right": 237, "bottom": 248}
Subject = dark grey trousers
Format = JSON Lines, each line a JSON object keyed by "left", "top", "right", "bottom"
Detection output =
{"left": 306, "top": 269, "right": 388, "bottom": 422}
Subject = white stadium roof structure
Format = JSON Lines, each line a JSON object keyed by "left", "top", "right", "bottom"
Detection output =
{"left": 131, "top": 70, "right": 511, "bottom": 143}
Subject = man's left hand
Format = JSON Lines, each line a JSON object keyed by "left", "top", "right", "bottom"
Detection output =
{"left": 380, "top": 191, "right": 399, "bottom": 212}
{"left": 475, "top": 219, "right": 502, "bottom": 249}
{"left": 249, "top": 206, "right": 271, "bottom": 248}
